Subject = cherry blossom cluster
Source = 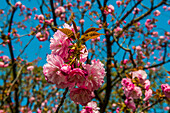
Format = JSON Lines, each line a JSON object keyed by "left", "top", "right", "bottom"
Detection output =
{"left": 43, "top": 23, "right": 106, "bottom": 106}
{"left": 121, "top": 70, "right": 152, "bottom": 111}
{"left": 0, "top": 55, "right": 10, "bottom": 68}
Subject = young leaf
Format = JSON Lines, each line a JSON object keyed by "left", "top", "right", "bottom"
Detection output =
{"left": 81, "top": 31, "right": 104, "bottom": 42}
{"left": 72, "top": 20, "right": 78, "bottom": 34}
{"left": 84, "top": 27, "right": 102, "bottom": 34}
{"left": 57, "top": 28, "right": 75, "bottom": 40}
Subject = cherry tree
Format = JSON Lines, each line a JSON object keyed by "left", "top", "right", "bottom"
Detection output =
{"left": 0, "top": 0, "right": 170, "bottom": 113}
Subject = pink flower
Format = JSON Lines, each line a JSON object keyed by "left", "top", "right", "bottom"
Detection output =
{"left": 80, "top": 45, "right": 88, "bottom": 62}
{"left": 116, "top": 1, "right": 122, "bottom": 7}
{"left": 85, "top": 1, "right": 91, "bottom": 6}
{"left": 29, "top": 97, "right": 35, "bottom": 103}
{"left": 60, "top": 64, "right": 71, "bottom": 74}
{"left": 131, "top": 70, "right": 147, "bottom": 83}
{"left": 144, "top": 80, "right": 150, "bottom": 90}
{"left": 152, "top": 31, "right": 158, "bottom": 37}
{"left": 55, "top": 6, "right": 65, "bottom": 15}
{"left": 108, "top": 5, "right": 114, "bottom": 13}
{"left": 36, "top": 31, "right": 49, "bottom": 41}
{"left": 164, "top": 106, "right": 170, "bottom": 111}
{"left": 79, "top": 59, "right": 106, "bottom": 91}
{"left": 50, "top": 24, "right": 71, "bottom": 59}
{"left": 38, "top": 14, "right": 44, "bottom": 23}
{"left": 43, "top": 54, "right": 72, "bottom": 88}
{"left": 133, "top": 8, "right": 140, "bottom": 14}
{"left": 125, "top": 97, "right": 136, "bottom": 112}
{"left": 161, "top": 84, "right": 170, "bottom": 98}
{"left": 0, "top": 62, "right": 4, "bottom": 67}
{"left": 67, "top": 68, "right": 86, "bottom": 83}
{"left": 15, "top": 1, "right": 22, "bottom": 8}
{"left": 125, "top": 86, "right": 142, "bottom": 99}
{"left": 2, "top": 55, "right": 9, "bottom": 62}
{"left": 70, "top": 87, "right": 94, "bottom": 106}
{"left": 79, "top": 19, "right": 85, "bottom": 24}
{"left": 168, "top": 20, "right": 170, "bottom": 25}
{"left": 121, "top": 78, "right": 134, "bottom": 91}
{"left": 27, "top": 66, "right": 34, "bottom": 71}
{"left": 123, "top": 59, "right": 128, "bottom": 64}
{"left": 143, "top": 89, "right": 152, "bottom": 101}
{"left": 81, "top": 101, "right": 100, "bottom": 113}
{"left": 136, "top": 46, "right": 141, "bottom": 50}
{"left": 153, "top": 10, "right": 161, "bottom": 16}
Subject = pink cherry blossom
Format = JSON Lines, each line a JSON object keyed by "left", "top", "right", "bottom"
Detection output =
{"left": 108, "top": 5, "right": 114, "bottom": 13}
{"left": 81, "top": 101, "right": 100, "bottom": 113}
{"left": 2, "top": 55, "right": 9, "bottom": 62}
{"left": 143, "top": 89, "right": 152, "bottom": 101}
{"left": 124, "top": 86, "right": 142, "bottom": 99}
{"left": 116, "top": 1, "right": 122, "bottom": 7}
{"left": 50, "top": 24, "right": 71, "bottom": 59}
{"left": 153, "top": 10, "right": 161, "bottom": 16}
{"left": 144, "top": 79, "right": 150, "bottom": 90}
{"left": 84, "top": 1, "right": 91, "bottom": 7}
{"left": 15, "top": 1, "right": 22, "bottom": 8}
{"left": 79, "top": 19, "right": 85, "bottom": 24}
{"left": 136, "top": 46, "right": 141, "bottom": 50}
{"left": 60, "top": 64, "right": 71, "bottom": 74}
{"left": 80, "top": 45, "right": 88, "bottom": 62}
{"left": 125, "top": 97, "right": 136, "bottom": 112}
{"left": 67, "top": 68, "right": 86, "bottom": 83}
{"left": 161, "top": 84, "right": 170, "bottom": 98}
{"left": 131, "top": 70, "right": 147, "bottom": 83}
{"left": 121, "top": 78, "right": 134, "bottom": 91}
{"left": 80, "top": 59, "right": 106, "bottom": 91}
{"left": 27, "top": 66, "right": 34, "bottom": 71}
{"left": 0, "top": 62, "right": 4, "bottom": 67}
{"left": 70, "top": 87, "right": 94, "bottom": 106}
{"left": 43, "top": 54, "right": 72, "bottom": 88}
{"left": 133, "top": 8, "right": 140, "bottom": 14}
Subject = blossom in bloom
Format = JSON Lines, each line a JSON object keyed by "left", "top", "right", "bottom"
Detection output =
{"left": 55, "top": 6, "right": 65, "bottom": 15}
{"left": 60, "top": 64, "right": 71, "bottom": 74}
{"left": 161, "top": 84, "right": 170, "bottom": 98}
{"left": 80, "top": 45, "right": 88, "bottom": 62}
{"left": 81, "top": 101, "right": 100, "bottom": 113}
{"left": 2, "top": 55, "right": 9, "bottom": 62}
{"left": 144, "top": 79, "right": 150, "bottom": 90}
{"left": 125, "top": 97, "right": 136, "bottom": 112}
{"left": 27, "top": 66, "right": 34, "bottom": 71}
{"left": 143, "top": 89, "right": 152, "bottom": 101}
{"left": 50, "top": 24, "right": 71, "bottom": 59}
{"left": 121, "top": 78, "right": 134, "bottom": 91}
{"left": 108, "top": 5, "right": 114, "bottom": 13}
{"left": 43, "top": 54, "right": 72, "bottom": 88}
{"left": 70, "top": 87, "right": 94, "bottom": 105}
{"left": 80, "top": 59, "right": 106, "bottom": 91}
{"left": 67, "top": 68, "right": 86, "bottom": 83}
{"left": 38, "top": 14, "right": 44, "bottom": 23}
{"left": 124, "top": 86, "right": 142, "bottom": 99}
{"left": 131, "top": 70, "right": 147, "bottom": 83}
{"left": 153, "top": 10, "right": 161, "bottom": 16}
